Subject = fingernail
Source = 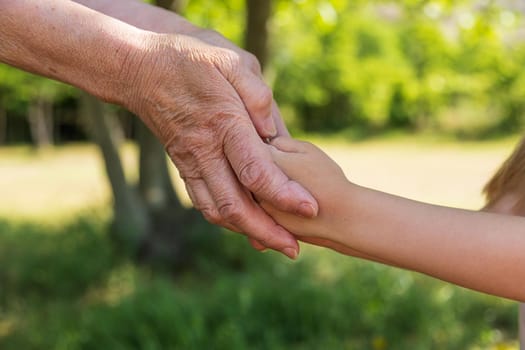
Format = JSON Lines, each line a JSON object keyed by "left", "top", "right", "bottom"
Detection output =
{"left": 282, "top": 247, "right": 298, "bottom": 260}
{"left": 297, "top": 202, "right": 318, "bottom": 218}
{"left": 264, "top": 117, "right": 277, "bottom": 138}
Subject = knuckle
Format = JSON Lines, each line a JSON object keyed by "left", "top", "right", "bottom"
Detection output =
{"left": 166, "top": 132, "right": 200, "bottom": 157}
{"left": 211, "top": 111, "right": 244, "bottom": 131}
{"left": 201, "top": 207, "right": 222, "bottom": 225}
{"left": 221, "top": 125, "right": 275, "bottom": 193}
{"left": 218, "top": 49, "right": 241, "bottom": 74}
{"left": 270, "top": 186, "right": 290, "bottom": 206}
{"left": 221, "top": 118, "right": 253, "bottom": 150}
{"left": 244, "top": 52, "right": 262, "bottom": 73}
{"left": 166, "top": 131, "right": 217, "bottom": 166}
{"left": 242, "top": 83, "right": 273, "bottom": 117}
{"left": 217, "top": 200, "right": 244, "bottom": 224}
{"left": 238, "top": 159, "right": 269, "bottom": 192}
{"left": 256, "top": 86, "right": 273, "bottom": 111}
{"left": 255, "top": 237, "right": 269, "bottom": 248}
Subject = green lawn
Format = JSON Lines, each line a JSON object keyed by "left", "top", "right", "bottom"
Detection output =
{"left": 0, "top": 135, "right": 519, "bottom": 218}
{"left": 0, "top": 136, "right": 521, "bottom": 349}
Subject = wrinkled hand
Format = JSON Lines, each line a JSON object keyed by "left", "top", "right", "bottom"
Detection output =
{"left": 188, "top": 28, "right": 289, "bottom": 138}
{"left": 126, "top": 32, "right": 318, "bottom": 259}
{"left": 137, "top": 16, "right": 292, "bottom": 251}
{"left": 186, "top": 28, "right": 290, "bottom": 251}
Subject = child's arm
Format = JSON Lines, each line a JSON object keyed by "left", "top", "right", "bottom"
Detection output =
{"left": 262, "top": 137, "right": 525, "bottom": 302}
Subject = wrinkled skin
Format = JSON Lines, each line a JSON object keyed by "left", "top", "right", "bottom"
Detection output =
{"left": 0, "top": 0, "right": 317, "bottom": 259}
{"left": 127, "top": 33, "right": 319, "bottom": 258}
{"left": 189, "top": 28, "right": 289, "bottom": 137}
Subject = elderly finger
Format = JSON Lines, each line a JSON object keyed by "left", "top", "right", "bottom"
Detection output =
{"left": 200, "top": 155, "right": 300, "bottom": 258}
{"left": 184, "top": 177, "right": 219, "bottom": 223}
{"left": 248, "top": 237, "right": 268, "bottom": 251}
{"left": 272, "top": 100, "right": 291, "bottom": 138}
{"left": 184, "top": 177, "right": 243, "bottom": 233}
{"left": 231, "top": 70, "right": 276, "bottom": 139}
{"left": 223, "top": 122, "right": 318, "bottom": 218}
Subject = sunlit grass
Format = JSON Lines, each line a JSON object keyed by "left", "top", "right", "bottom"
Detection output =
{"left": 0, "top": 134, "right": 519, "bottom": 220}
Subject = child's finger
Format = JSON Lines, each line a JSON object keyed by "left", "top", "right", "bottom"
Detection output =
{"left": 269, "top": 136, "right": 306, "bottom": 153}
{"left": 267, "top": 143, "right": 308, "bottom": 179}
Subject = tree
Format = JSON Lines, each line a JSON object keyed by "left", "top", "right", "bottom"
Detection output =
{"left": 245, "top": 0, "right": 272, "bottom": 70}
{"left": 78, "top": 0, "right": 222, "bottom": 267}
{"left": 27, "top": 93, "right": 54, "bottom": 148}
{"left": 0, "top": 66, "right": 70, "bottom": 148}
{"left": 80, "top": 92, "right": 150, "bottom": 247}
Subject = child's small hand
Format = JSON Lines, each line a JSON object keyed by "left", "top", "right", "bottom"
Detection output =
{"left": 258, "top": 137, "right": 352, "bottom": 242}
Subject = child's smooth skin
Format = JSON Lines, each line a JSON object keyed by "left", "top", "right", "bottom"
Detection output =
{"left": 261, "top": 137, "right": 525, "bottom": 302}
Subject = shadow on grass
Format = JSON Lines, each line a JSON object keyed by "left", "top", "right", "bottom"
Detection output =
{"left": 0, "top": 216, "right": 116, "bottom": 302}
{"left": 0, "top": 214, "right": 519, "bottom": 350}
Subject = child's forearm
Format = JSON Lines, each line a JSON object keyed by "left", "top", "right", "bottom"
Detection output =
{"left": 332, "top": 184, "right": 525, "bottom": 301}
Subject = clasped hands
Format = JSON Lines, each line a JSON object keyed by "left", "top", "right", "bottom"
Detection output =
{"left": 127, "top": 29, "right": 354, "bottom": 259}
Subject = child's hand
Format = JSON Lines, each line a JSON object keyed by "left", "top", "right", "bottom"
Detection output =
{"left": 258, "top": 137, "right": 352, "bottom": 242}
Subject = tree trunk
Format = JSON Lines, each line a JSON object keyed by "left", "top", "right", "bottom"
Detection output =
{"left": 108, "top": 110, "right": 125, "bottom": 148}
{"left": 137, "top": 121, "right": 182, "bottom": 212}
{"left": 135, "top": 119, "right": 197, "bottom": 265}
{"left": 155, "top": 0, "right": 186, "bottom": 13}
{"left": 80, "top": 92, "right": 150, "bottom": 249}
{"left": 245, "top": 0, "right": 272, "bottom": 71}
{"left": 131, "top": 0, "right": 219, "bottom": 268}
{"left": 139, "top": 0, "right": 183, "bottom": 213}
{"left": 27, "top": 97, "right": 53, "bottom": 148}
{"left": 155, "top": 0, "right": 173, "bottom": 10}
{"left": 171, "top": 0, "right": 186, "bottom": 13}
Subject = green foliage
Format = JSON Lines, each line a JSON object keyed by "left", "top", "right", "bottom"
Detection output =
{"left": 268, "top": 1, "right": 525, "bottom": 135}
{"left": 183, "top": 0, "right": 245, "bottom": 45}
{"left": 2, "top": 1, "right": 524, "bottom": 140}
{"left": 0, "top": 64, "right": 74, "bottom": 115}
{"left": 0, "top": 215, "right": 518, "bottom": 349}
{"left": 139, "top": 0, "right": 525, "bottom": 137}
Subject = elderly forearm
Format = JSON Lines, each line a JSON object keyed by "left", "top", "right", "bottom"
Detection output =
{"left": 0, "top": 0, "right": 147, "bottom": 105}
{"left": 72, "top": 0, "right": 198, "bottom": 34}
{"left": 336, "top": 185, "right": 525, "bottom": 301}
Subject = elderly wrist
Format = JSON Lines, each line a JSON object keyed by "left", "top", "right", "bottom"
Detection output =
{"left": 67, "top": 21, "right": 155, "bottom": 111}
{"left": 108, "top": 31, "right": 164, "bottom": 117}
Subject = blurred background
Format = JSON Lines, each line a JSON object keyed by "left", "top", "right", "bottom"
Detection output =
{"left": 1, "top": 0, "right": 524, "bottom": 348}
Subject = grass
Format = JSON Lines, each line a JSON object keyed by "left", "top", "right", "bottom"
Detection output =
{"left": 0, "top": 134, "right": 519, "bottom": 218}
{"left": 0, "top": 135, "right": 521, "bottom": 349}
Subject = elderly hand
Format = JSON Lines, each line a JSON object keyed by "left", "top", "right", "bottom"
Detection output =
{"left": 72, "top": 0, "right": 295, "bottom": 251}
{"left": 126, "top": 32, "right": 318, "bottom": 259}
{"left": 0, "top": 0, "right": 316, "bottom": 258}
{"left": 74, "top": 0, "right": 290, "bottom": 140}
{"left": 187, "top": 27, "right": 290, "bottom": 137}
